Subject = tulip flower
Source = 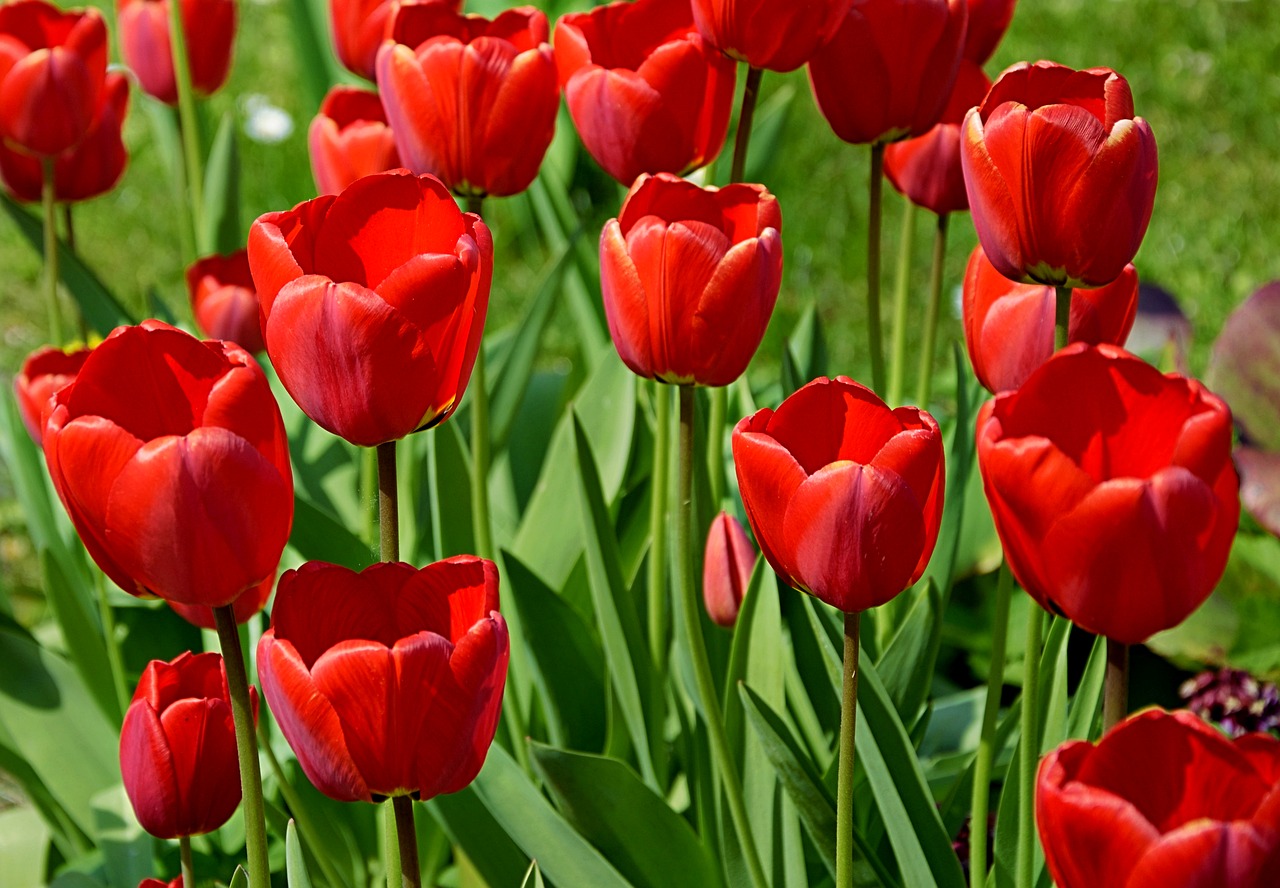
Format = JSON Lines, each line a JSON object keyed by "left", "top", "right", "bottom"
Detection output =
{"left": 732, "top": 376, "right": 945, "bottom": 613}
{"left": 0, "top": 71, "right": 129, "bottom": 204}
{"left": 43, "top": 320, "right": 294, "bottom": 608}
{"left": 1038, "top": 709, "right": 1280, "bottom": 887}
{"left": 139, "top": 879, "right": 182, "bottom": 888}
{"left": 377, "top": 5, "right": 559, "bottom": 198}
{"left": 600, "top": 173, "right": 782, "bottom": 386}
{"left": 257, "top": 557, "right": 509, "bottom": 803}
{"left": 808, "top": 0, "right": 968, "bottom": 146}
{"left": 247, "top": 170, "right": 493, "bottom": 447}
{"left": 117, "top": 0, "right": 236, "bottom": 105}
{"left": 976, "top": 344, "right": 1238, "bottom": 644}
{"left": 329, "top": 0, "right": 462, "bottom": 81}
{"left": 963, "top": 0, "right": 1017, "bottom": 65}
{"left": 0, "top": 0, "right": 108, "bottom": 156}
{"left": 961, "top": 61, "right": 1158, "bottom": 287}
{"left": 168, "top": 576, "right": 273, "bottom": 630}
{"left": 703, "top": 511, "right": 756, "bottom": 627}
{"left": 555, "top": 0, "right": 736, "bottom": 186}
{"left": 186, "top": 249, "right": 265, "bottom": 354}
{"left": 308, "top": 85, "right": 401, "bottom": 196}
{"left": 121, "top": 651, "right": 256, "bottom": 838}
{"left": 690, "top": 0, "right": 852, "bottom": 73}
{"left": 13, "top": 344, "right": 92, "bottom": 444}
{"left": 963, "top": 246, "right": 1138, "bottom": 393}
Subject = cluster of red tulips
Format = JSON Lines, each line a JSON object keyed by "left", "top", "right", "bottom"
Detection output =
{"left": 4, "top": 0, "right": 1277, "bottom": 886}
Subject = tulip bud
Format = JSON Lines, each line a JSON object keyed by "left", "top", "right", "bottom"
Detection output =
{"left": 186, "top": 249, "right": 265, "bottom": 355}
{"left": 138, "top": 879, "right": 182, "bottom": 888}
{"left": 117, "top": 0, "right": 236, "bottom": 105}
{"left": 308, "top": 86, "right": 401, "bottom": 196}
{"left": 703, "top": 512, "right": 756, "bottom": 627}
{"left": 14, "top": 344, "right": 92, "bottom": 445}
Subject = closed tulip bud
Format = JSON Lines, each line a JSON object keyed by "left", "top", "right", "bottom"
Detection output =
{"left": 14, "top": 344, "right": 92, "bottom": 445}
{"left": 377, "top": 5, "right": 559, "bottom": 198}
{"left": 1038, "top": 709, "right": 1280, "bottom": 888}
{"left": 139, "top": 879, "right": 182, "bottom": 888}
{"left": 258, "top": 557, "right": 508, "bottom": 803}
{"left": 703, "top": 511, "right": 756, "bottom": 627}
{"left": 186, "top": 249, "right": 265, "bottom": 355}
{"left": 963, "top": 246, "right": 1138, "bottom": 393}
{"left": 962, "top": 0, "right": 1017, "bottom": 65}
{"left": 117, "top": 0, "right": 236, "bottom": 105}
{"left": 43, "top": 320, "right": 294, "bottom": 608}
{"left": 555, "top": 0, "right": 736, "bottom": 186}
{"left": 308, "top": 85, "right": 401, "bottom": 196}
{"left": 0, "top": 0, "right": 108, "bottom": 157}
{"left": 248, "top": 170, "right": 493, "bottom": 447}
{"left": 733, "top": 376, "right": 945, "bottom": 613}
{"left": 329, "top": 0, "right": 462, "bottom": 81}
{"left": 691, "top": 0, "right": 852, "bottom": 73}
{"left": 808, "top": 0, "right": 968, "bottom": 146}
{"left": 961, "top": 61, "right": 1158, "bottom": 288}
{"left": 121, "top": 652, "right": 257, "bottom": 838}
{"left": 600, "top": 173, "right": 782, "bottom": 386}
{"left": 976, "top": 345, "right": 1238, "bottom": 644}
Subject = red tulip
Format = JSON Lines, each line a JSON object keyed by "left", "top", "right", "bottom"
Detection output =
{"left": 186, "top": 249, "right": 265, "bottom": 354}
{"left": 257, "top": 557, "right": 508, "bottom": 803}
{"left": 976, "top": 344, "right": 1238, "bottom": 644}
{"left": 599, "top": 172, "right": 782, "bottom": 386}
{"left": 961, "top": 61, "right": 1158, "bottom": 287}
{"left": 14, "top": 343, "right": 92, "bottom": 444}
{"left": 0, "top": 70, "right": 129, "bottom": 203}
{"left": 808, "top": 0, "right": 968, "bottom": 146}
{"left": 555, "top": 0, "right": 736, "bottom": 186}
{"left": 43, "top": 320, "right": 294, "bottom": 608}
{"left": 1038, "top": 709, "right": 1280, "bottom": 888}
{"left": 329, "top": 0, "right": 462, "bottom": 81}
{"left": 732, "top": 376, "right": 945, "bottom": 613}
{"left": 139, "top": 879, "right": 182, "bottom": 888}
{"left": 0, "top": 0, "right": 108, "bottom": 156}
{"left": 882, "top": 60, "right": 990, "bottom": 216}
{"left": 308, "top": 85, "right": 401, "bottom": 196}
{"left": 168, "top": 575, "right": 273, "bottom": 630}
{"left": 962, "top": 0, "right": 1017, "bottom": 65}
{"left": 963, "top": 246, "right": 1138, "bottom": 393}
{"left": 117, "top": 0, "right": 236, "bottom": 105}
{"left": 690, "top": 0, "right": 852, "bottom": 73}
{"left": 377, "top": 5, "right": 559, "bottom": 198}
{"left": 703, "top": 511, "right": 756, "bottom": 627}
{"left": 120, "top": 651, "right": 257, "bottom": 838}
{"left": 247, "top": 170, "right": 493, "bottom": 447}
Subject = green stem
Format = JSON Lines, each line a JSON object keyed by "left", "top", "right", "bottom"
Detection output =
{"left": 213, "top": 605, "right": 270, "bottom": 888}
{"left": 836, "top": 610, "right": 861, "bottom": 888}
{"left": 41, "top": 160, "right": 63, "bottom": 344}
{"left": 1016, "top": 605, "right": 1043, "bottom": 888}
{"left": 866, "top": 143, "right": 887, "bottom": 396}
{"left": 1054, "top": 285, "right": 1072, "bottom": 352}
{"left": 886, "top": 202, "right": 917, "bottom": 406}
{"left": 259, "top": 725, "right": 349, "bottom": 888}
{"left": 729, "top": 66, "right": 764, "bottom": 184}
{"left": 378, "top": 441, "right": 399, "bottom": 562}
{"left": 677, "top": 386, "right": 768, "bottom": 888}
{"left": 94, "top": 572, "right": 129, "bottom": 724}
{"left": 382, "top": 802, "right": 402, "bottom": 888}
{"left": 970, "top": 561, "right": 1012, "bottom": 887}
{"left": 180, "top": 834, "right": 195, "bottom": 888}
{"left": 649, "top": 382, "right": 671, "bottom": 673}
{"left": 915, "top": 212, "right": 950, "bottom": 407}
{"left": 707, "top": 386, "right": 726, "bottom": 511}
{"left": 393, "top": 796, "right": 421, "bottom": 888}
{"left": 1103, "top": 639, "right": 1129, "bottom": 733}
{"left": 168, "top": 0, "right": 204, "bottom": 251}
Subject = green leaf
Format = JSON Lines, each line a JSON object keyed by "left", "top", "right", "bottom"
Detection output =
{"left": 877, "top": 579, "right": 942, "bottom": 721}
{"left": 286, "top": 820, "right": 315, "bottom": 888}
{"left": 744, "top": 83, "right": 798, "bottom": 183}
{"left": 201, "top": 112, "right": 241, "bottom": 255}
{"left": 90, "top": 784, "right": 150, "bottom": 888}
{"left": 1067, "top": 634, "right": 1107, "bottom": 741}
{"left": 0, "top": 391, "right": 79, "bottom": 566}
{"left": 285, "top": 0, "right": 340, "bottom": 110}
{"left": 289, "top": 493, "right": 374, "bottom": 570}
{"left": 0, "top": 807, "right": 50, "bottom": 888}
{"left": 520, "top": 861, "right": 546, "bottom": 888}
{"left": 228, "top": 866, "right": 250, "bottom": 888}
{"left": 40, "top": 553, "right": 120, "bottom": 725}
{"left": 427, "top": 786, "right": 530, "bottom": 888}
{"left": 529, "top": 742, "right": 721, "bottom": 888}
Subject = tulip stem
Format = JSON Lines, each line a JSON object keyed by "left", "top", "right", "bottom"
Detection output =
{"left": 916, "top": 212, "right": 950, "bottom": 407}
{"left": 887, "top": 202, "right": 917, "bottom": 406}
{"left": 180, "top": 835, "right": 195, "bottom": 888}
{"left": 362, "top": 445, "right": 378, "bottom": 552}
{"left": 649, "top": 382, "right": 671, "bottom": 674}
{"left": 377, "top": 441, "right": 399, "bottom": 562}
{"left": 382, "top": 802, "right": 402, "bottom": 888}
{"left": 1054, "top": 286, "right": 1072, "bottom": 351}
{"left": 213, "top": 605, "right": 270, "bottom": 888}
{"left": 866, "top": 143, "right": 887, "bottom": 396}
{"left": 1016, "top": 604, "right": 1044, "bottom": 888}
{"left": 677, "top": 386, "right": 768, "bottom": 888}
{"left": 730, "top": 66, "right": 764, "bottom": 184}
{"left": 41, "top": 160, "right": 63, "bottom": 344}
{"left": 393, "top": 796, "right": 421, "bottom": 888}
{"left": 1103, "top": 639, "right": 1129, "bottom": 733}
{"left": 836, "top": 610, "right": 861, "bottom": 888}
{"left": 168, "top": 0, "right": 205, "bottom": 252}
{"left": 970, "top": 560, "right": 1013, "bottom": 887}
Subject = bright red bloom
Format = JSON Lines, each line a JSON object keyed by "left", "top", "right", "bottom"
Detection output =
{"left": 963, "top": 246, "right": 1138, "bottom": 393}
{"left": 0, "top": 70, "right": 128, "bottom": 203}
{"left": 14, "top": 343, "right": 92, "bottom": 444}
{"left": 600, "top": 172, "right": 781, "bottom": 386}
{"left": 186, "top": 249, "right": 264, "bottom": 355}
{"left": 1038, "top": 709, "right": 1280, "bottom": 888}
{"left": 43, "top": 320, "right": 294, "bottom": 608}
{"left": 329, "top": 0, "right": 462, "bottom": 81}
{"left": 117, "top": 0, "right": 236, "bottom": 105}
{"left": 120, "top": 651, "right": 257, "bottom": 838}
{"left": 883, "top": 60, "right": 990, "bottom": 216}
{"left": 703, "top": 511, "right": 756, "bottom": 628}
{"left": 961, "top": 61, "right": 1158, "bottom": 288}
{"left": 962, "top": 0, "right": 1017, "bottom": 65}
{"left": 248, "top": 170, "right": 493, "bottom": 447}
{"left": 377, "top": 5, "right": 559, "bottom": 198}
{"left": 733, "top": 376, "right": 945, "bottom": 613}
{"left": 167, "top": 575, "right": 272, "bottom": 630}
{"left": 690, "top": 0, "right": 852, "bottom": 73}
{"left": 555, "top": 0, "right": 735, "bottom": 186}
{"left": 976, "top": 345, "right": 1238, "bottom": 644}
{"left": 808, "top": 0, "right": 968, "bottom": 146}
{"left": 257, "top": 557, "right": 508, "bottom": 803}
{"left": 138, "top": 879, "right": 182, "bottom": 888}
{"left": 308, "top": 85, "right": 401, "bottom": 196}
{"left": 0, "top": 0, "right": 107, "bottom": 156}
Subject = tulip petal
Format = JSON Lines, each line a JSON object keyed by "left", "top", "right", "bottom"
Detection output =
{"left": 600, "top": 218, "right": 656, "bottom": 377}
{"left": 160, "top": 697, "right": 240, "bottom": 835}
{"left": 395, "top": 556, "right": 498, "bottom": 645}
{"left": 434, "top": 614, "right": 508, "bottom": 795}
{"left": 1124, "top": 821, "right": 1276, "bottom": 888}
{"left": 691, "top": 229, "right": 781, "bottom": 385}
{"left": 766, "top": 378, "right": 905, "bottom": 474}
{"left": 120, "top": 702, "right": 182, "bottom": 837}
{"left": 732, "top": 418, "right": 807, "bottom": 588}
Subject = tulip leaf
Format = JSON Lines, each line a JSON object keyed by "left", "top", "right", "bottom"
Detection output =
{"left": 285, "top": 0, "right": 340, "bottom": 110}
{"left": 1067, "top": 634, "right": 1107, "bottom": 741}
{"left": 528, "top": 741, "right": 721, "bottom": 888}
{"left": 286, "top": 820, "right": 314, "bottom": 888}
{"left": 228, "top": 866, "right": 250, "bottom": 888}
{"left": 1207, "top": 281, "right": 1280, "bottom": 452}
{"left": 201, "top": 112, "right": 241, "bottom": 256}
{"left": 427, "top": 786, "right": 530, "bottom": 888}
{"left": 90, "top": 784, "right": 150, "bottom": 888}
{"left": 39, "top": 552, "right": 121, "bottom": 726}
{"left": 877, "top": 579, "right": 942, "bottom": 721}
{"left": 520, "top": 860, "right": 546, "bottom": 888}
{"left": 289, "top": 493, "right": 374, "bottom": 570}
{"left": 721, "top": 557, "right": 768, "bottom": 717}
{"left": 0, "top": 807, "right": 51, "bottom": 888}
